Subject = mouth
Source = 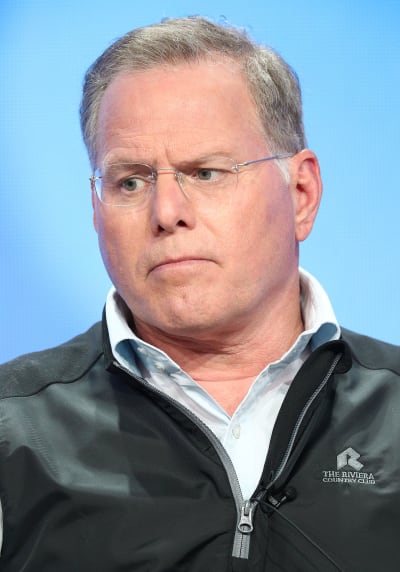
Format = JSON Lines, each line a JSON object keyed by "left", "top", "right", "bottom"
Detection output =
{"left": 150, "top": 257, "right": 211, "bottom": 273}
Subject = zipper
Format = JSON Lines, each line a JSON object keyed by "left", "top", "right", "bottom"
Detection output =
{"left": 113, "top": 351, "right": 342, "bottom": 562}
{"left": 232, "top": 499, "right": 257, "bottom": 558}
{"left": 238, "top": 499, "right": 256, "bottom": 534}
{"left": 233, "top": 352, "right": 343, "bottom": 559}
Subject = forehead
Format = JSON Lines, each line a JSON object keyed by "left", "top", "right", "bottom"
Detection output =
{"left": 95, "top": 60, "right": 267, "bottom": 165}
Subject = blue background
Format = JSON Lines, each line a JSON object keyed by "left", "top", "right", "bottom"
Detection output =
{"left": 1, "top": 0, "right": 399, "bottom": 362}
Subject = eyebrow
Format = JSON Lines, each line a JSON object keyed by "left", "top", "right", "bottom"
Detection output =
{"left": 102, "top": 151, "right": 235, "bottom": 167}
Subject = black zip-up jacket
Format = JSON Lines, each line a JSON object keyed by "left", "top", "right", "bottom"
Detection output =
{"left": 0, "top": 319, "right": 399, "bottom": 571}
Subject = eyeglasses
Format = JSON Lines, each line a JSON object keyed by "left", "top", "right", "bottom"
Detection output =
{"left": 90, "top": 153, "right": 294, "bottom": 209}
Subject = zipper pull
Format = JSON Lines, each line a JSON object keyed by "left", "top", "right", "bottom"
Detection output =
{"left": 237, "top": 500, "right": 256, "bottom": 534}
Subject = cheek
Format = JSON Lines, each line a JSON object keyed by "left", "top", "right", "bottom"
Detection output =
{"left": 241, "top": 190, "right": 288, "bottom": 231}
{"left": 95, "top": 211, "right": 141, "bottom": 281}
{"left": 227, "top": 190, "right": 296, "bottom": 265}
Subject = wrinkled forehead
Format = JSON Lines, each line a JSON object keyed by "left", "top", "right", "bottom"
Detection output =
{"left": 94, "top": 61, "right": 268, "bottom": 167}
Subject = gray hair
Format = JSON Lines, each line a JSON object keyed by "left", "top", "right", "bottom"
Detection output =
{"left": 80, "top": 16, "right": 306, "bottom": 168}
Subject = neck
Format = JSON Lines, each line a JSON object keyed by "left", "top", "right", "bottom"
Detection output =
{"left": 141, "top": 312, "right": 302, "bottom": 376}
{"left": 133, "top": 290, "right": 304, "bottom": 411}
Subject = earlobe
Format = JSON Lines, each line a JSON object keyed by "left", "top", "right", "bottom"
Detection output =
{"left": 290, "top": 150, "right": 323, "bottom": 242}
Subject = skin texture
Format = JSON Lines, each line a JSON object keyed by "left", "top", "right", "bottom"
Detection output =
{"left": 93, "top": 60, "right": 322, "bottom": 413}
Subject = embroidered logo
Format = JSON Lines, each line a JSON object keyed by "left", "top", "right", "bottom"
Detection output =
{"left": 321, "top": 447, "right": 376, "bottom": 485}
{"left": 337, "top": 447, "right": 364, "bottom": 471}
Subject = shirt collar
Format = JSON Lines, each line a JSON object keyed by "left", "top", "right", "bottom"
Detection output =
{"left": 106, "top": 267, "right": 340, "bottom": 376}
{"left": 299, "top": 267, "right": 340, "bottom": 350}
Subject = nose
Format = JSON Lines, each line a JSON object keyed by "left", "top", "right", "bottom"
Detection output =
{"left": 149, "top": 169, "right": 196, "bottom": 235}
{"left": 155, "top": 168, "right": 186, "bottom": 192}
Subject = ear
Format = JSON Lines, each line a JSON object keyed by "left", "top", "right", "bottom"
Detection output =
{"left": 289, "top": 149, "right": 322, "bottom": 242}
{"left": 91, "top": 186, "right": 99, "bottom": 232}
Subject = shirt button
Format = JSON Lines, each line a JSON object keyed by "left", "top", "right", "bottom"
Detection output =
{"left": 232, "top": 424, "right": 241, "bottom": 439}
{"left": 154, "top": 361, "right": 166, "bottom": 371}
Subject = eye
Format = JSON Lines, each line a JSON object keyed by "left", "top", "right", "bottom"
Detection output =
{"left": 121, "top": 176, "right": 148, "bottom": 193}
{"left": 191, "top": 167, "right": 228, "bottom": 184}
{"left": 197, "top": 168, "right": 218, "bottom": 181}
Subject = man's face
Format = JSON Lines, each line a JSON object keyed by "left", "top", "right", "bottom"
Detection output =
{"left": 93, "top": 61, "right": 314, "bottom": 340}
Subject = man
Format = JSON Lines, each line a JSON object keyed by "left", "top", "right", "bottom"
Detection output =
{"left": 0, "top": 16, "right": 399, "bottom": 572}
